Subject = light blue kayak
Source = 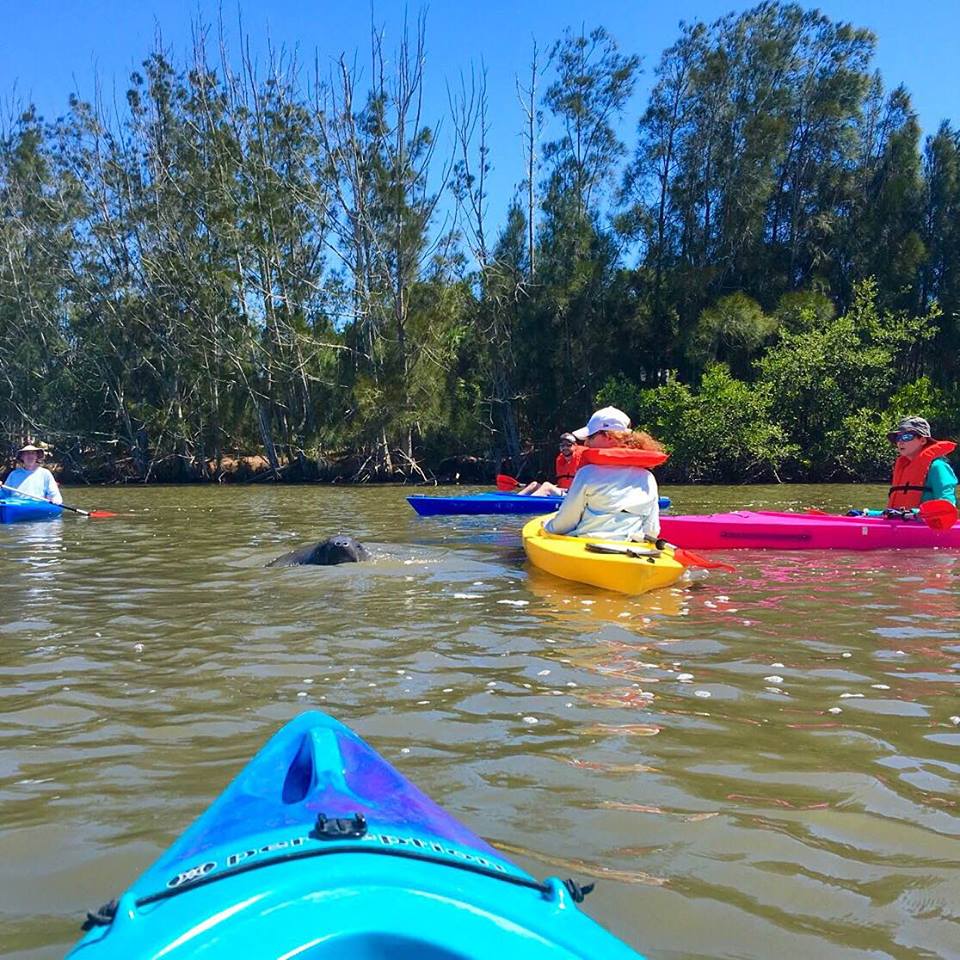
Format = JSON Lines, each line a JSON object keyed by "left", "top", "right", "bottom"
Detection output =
{"left": 68, "top": 711, "right": 645, "bottom": 959}
{"left": 0, "top": 494, "right": 62, "bottom": 523}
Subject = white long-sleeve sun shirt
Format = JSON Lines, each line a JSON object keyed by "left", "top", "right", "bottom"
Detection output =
{"left": 543, "top": 464, "right": 660, "bottom": 540}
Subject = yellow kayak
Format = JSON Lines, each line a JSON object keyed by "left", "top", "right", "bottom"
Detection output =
{"left": 521, "top": 515, "right": 685, "bottom": 595}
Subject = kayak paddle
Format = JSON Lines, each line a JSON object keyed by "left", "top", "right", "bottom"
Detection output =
{"left": 635, "top": 533, "right": 736, "bottom": 572}
{"left": 496, "top": 473, "right": 521, "bottom": 491}
{"left": 585, "top": 543, "right": 662, "bottom": 559}
{"left": 672, "top": 547, "right": 736, "bottom": 572}
{"left": 586, "top": 537, "right": 736, "bottom": 573}
{"left": 848, "top": 501, "right": 959, "bottom": 530}
{"left": 918, "top": 498, "right": 958, "bottom": 531}
{"left": 0, "top": 482, "right": 117, "bottom": 518}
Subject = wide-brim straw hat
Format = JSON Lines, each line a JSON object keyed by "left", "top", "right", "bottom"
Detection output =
{"left": 16, "top": 443, "right": 46, "bottom": 460}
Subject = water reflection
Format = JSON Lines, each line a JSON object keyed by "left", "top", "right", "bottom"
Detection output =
{"left": 524, "top": 565, "right": 687, "bottom": 625}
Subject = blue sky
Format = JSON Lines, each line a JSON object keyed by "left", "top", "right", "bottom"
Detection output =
{"left": 2, "top": 1, "right": 955, "bottom": 228}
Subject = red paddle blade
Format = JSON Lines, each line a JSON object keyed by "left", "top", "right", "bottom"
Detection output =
{"left": 496, "top": 474, "right": 520, "bottom": 491}
{"left": 674, "top": 547, "right": 736, "bottom": 573}
{"left": 88, "top": 510, "right": 118, "bottom": 518}
{"left": 918, "top": 499, "right": 958, "bottom": 531}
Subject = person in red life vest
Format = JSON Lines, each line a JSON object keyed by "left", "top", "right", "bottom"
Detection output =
{"left": 517, "top": 432, "right": 584, "bottom": 496}
{"left": 849, "top": 416, "right": 957, "bottom": 517}
{"left": 554, "top": 432, "right": 584, "bottom": 489}
{"left": 544, "top": 406, "right": 667, "bottom": 540}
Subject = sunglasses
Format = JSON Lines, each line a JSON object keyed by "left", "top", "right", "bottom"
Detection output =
{"left": 891, "top": 431, "right": 920, "bottom": 443}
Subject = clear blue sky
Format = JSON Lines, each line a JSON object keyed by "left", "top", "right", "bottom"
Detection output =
{"left": 2, "top": 1, "right": 955, "bottom": 223}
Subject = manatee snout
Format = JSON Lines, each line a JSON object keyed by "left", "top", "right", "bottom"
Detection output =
{"left": 317, "top": 536, "right": 370, "bottom": 565}
{"left": 268, "top": 535, "right": 370, "bottom": 567}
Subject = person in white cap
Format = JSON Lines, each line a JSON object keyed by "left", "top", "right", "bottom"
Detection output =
{"left": 2, "top": 443, "right": 63, "bottom": 504}
{"left": 544, "top": 407, "right": 667, "bottom": 540}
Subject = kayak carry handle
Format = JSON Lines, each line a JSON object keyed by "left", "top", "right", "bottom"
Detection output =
{"left": 562, "top": 878, "right": 595, "bottom": 903}
{"left": 81, "top": 898, "right": 118, "bottom": 931}
{"left": 311, "top": 812, "right": 368, "bottom": 840}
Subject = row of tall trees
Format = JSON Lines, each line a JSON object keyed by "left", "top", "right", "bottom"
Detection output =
{"left": 1, "top": 3, "right": 958, "bottom": 483}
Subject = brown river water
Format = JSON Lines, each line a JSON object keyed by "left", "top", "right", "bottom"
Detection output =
{"left": 2, "top": 484, "right": 959, "bottom": 959}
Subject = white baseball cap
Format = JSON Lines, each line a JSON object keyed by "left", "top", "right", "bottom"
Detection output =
{"left": 572, "top": 406, "right": 631, "bottom": 440}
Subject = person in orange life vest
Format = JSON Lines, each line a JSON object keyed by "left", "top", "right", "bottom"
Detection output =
{"left": 544, "top": 407, "right": 667, "bottom": 540}
{"left": 887, "top": 416, "right": 956, "bottom": 507}
{"left": 850, "top": 416, "right": 957, "bottom": 517}
{"left": 517, "top": 433, "right": 584, "bottom": 496}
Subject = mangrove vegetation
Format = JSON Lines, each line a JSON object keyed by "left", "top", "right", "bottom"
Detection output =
{"left": 1, "top": 2, "right": 958, "bottom": 483}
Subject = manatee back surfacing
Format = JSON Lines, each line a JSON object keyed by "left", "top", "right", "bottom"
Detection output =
{"left": 268, "top": 535, "right": 370, "bottom": 567}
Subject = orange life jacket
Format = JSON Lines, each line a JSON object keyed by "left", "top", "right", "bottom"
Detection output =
{"left": 579, "top": 447, "right": 669, "bottom": 470}
{"left": 887, "top": 439, "right": 957, "bottom": 508}
{"left": 554, "top": 446, "right": 584, "bottom": 489}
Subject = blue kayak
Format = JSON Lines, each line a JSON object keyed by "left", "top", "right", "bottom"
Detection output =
{"left": 69, "top": 711, "right": 645, "bottom": 959}
{"left": 0, "top": 494, "right": 63, "bottom": 523}
{"left": 409, "top": 490, "right": 671, "bottom": 516}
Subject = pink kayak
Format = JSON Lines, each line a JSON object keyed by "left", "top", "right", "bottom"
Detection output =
{"left": 659, "top": 510, "right": 960, "bottom": 551}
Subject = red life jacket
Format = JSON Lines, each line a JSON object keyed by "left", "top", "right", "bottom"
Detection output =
{"left": 579, "top": 447, "right": 669, "bottom": 470}
{"left": 887, "top": 439, "right": 957, "bottom": 508}
{"left": 554, "top": 446, "right": 584, "bottom": 490}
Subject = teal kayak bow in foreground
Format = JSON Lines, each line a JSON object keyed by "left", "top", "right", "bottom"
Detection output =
{"left": 68, "top": 711, "right": 645, "bottom": 959}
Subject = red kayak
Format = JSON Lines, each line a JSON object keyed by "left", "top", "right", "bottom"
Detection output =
{"left": 659, "top": 510, "right": 960, "bottom": 551}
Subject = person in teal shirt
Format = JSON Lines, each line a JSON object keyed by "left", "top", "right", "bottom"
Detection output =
{"left": 886, "top": 416, "right": 957, "bottom": 506}
{"left": 850, "top": 416, "right": 957, "bottom": 517}
{"left": 923, "top": 458, "right": 958, "bottom": 504}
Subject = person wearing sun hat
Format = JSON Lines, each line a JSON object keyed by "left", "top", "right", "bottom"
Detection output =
{"left": 885, "top": 416, "right": 956, "bottom": 509}
{"left": 544, "top": 406, "right": 669, "bottom": 540}
{"left": 2, "top": 442, "right": 63, "bottom": 504}
{"left": 849, "top": 416, "right": 958, "bottom": 517}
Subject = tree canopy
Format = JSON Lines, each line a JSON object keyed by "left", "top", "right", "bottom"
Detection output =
{"left": 1, "top": 3, "right": 957, "bottom": 483}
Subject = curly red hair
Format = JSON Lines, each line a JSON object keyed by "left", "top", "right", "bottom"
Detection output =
{"left": 603, "top": 429, "right": 665, "bottom": 453}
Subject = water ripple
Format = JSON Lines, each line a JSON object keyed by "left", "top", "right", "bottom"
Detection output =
{"left": 1, "top": 483, "right": 958, "bottom": 958}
